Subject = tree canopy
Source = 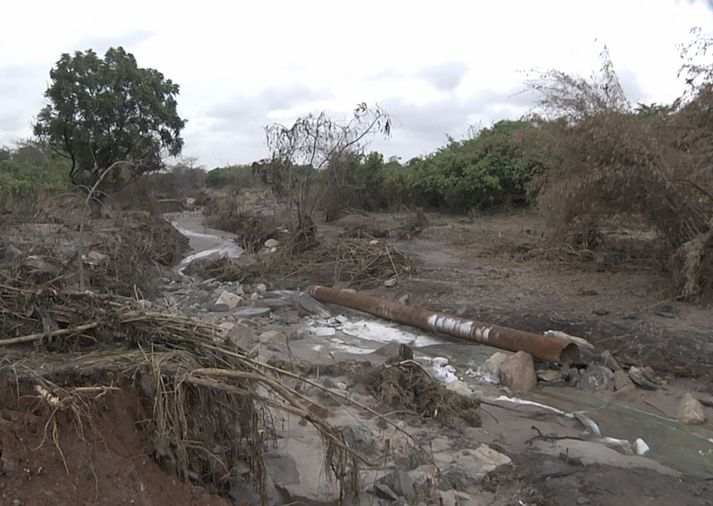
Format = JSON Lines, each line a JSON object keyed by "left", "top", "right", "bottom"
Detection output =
{"left": 34, "top": 47, "right": 186, "bottom": 188}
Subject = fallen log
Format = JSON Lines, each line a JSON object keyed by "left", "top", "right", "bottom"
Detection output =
{"left": 308, "top": 285, "right": 580, "bottom": 364}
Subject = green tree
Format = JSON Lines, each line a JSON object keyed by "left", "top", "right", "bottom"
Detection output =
{"left": 34, "top": 47, "right": 186, "bottom": 189}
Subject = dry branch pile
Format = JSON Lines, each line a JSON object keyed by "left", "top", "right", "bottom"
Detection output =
{"left": 355, "top": 361, "right": 481, "bottom": 428}
{"left": 185, "top": 238, "right": 414, "bottom": 289}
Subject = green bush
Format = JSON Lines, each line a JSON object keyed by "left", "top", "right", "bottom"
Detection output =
{"left": 205, "top": 165, "right": 261, "bottom": 188}
{"left": 0, "top": 142, "right": 69, "bottom": 195}
{"left": 407, "top": 120, "right": 550, "bottom": 211}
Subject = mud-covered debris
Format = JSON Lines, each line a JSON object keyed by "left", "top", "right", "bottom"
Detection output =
{"left": 356, "top": 361, "right": 481, "bottom": 427}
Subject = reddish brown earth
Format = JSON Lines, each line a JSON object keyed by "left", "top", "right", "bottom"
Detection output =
{"left": 0, "top": 385, "right": 229, "bottom": 506}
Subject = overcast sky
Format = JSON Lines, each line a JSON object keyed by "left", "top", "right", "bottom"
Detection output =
{"left": 2, "top": 0, "right": 713, "bottom": 168}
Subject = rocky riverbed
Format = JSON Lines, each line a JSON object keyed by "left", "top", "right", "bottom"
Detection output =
{"left": 148, "top": 212, "right": 713, "bottom": 505}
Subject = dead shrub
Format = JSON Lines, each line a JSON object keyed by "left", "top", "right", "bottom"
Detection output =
{"left": 184, "top": 238, "right": 414, "bottom": 289}
{"left": 529, "top": 44, "right": 713, "bottom": 300}
{"left": 354, "top": 361, "right": 481, "bottom": 427}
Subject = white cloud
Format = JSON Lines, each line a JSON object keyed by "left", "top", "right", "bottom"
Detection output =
{"left": 1, "top": 0, "right": 712, "bottom": 166}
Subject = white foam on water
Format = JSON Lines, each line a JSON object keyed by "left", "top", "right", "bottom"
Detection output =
{"left": 340, "top": 320, "right": 441, "bottom": 347}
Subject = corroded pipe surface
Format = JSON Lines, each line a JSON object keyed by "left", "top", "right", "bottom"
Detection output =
{"left": 308, "top": 285, "right": 579, "bottom": 364}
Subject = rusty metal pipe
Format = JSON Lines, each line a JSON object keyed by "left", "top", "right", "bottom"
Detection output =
{"left": 308, "top": 285, "right": 579, "bottom": 364}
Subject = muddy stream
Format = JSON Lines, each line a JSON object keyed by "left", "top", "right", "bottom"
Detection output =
{"left": 170, "top": 211, "right": 713, "bottom": 479}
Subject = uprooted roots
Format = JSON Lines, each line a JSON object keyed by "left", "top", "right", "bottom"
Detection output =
{"left": 0, "top": 282, "right": 388, "bottom": 503}
{"left": 356, "top": 361, "right": 481, "bottom": 428}
{"left": 184, "top": 238, "right": 414, "bottom": 289}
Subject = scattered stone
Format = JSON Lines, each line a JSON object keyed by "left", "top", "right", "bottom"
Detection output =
{"left": 250, "top": 292, "right": 260, "bottom": 302}
{"left": 207, "top": 303, "right": 230, "bottom": 312}
{"left": 335, "top": 314, "right": 349, "bottom": 324}
{"left": 678, "top": 393, "right": 706, "bottom": 425}
{"left": 342, "top": 425, "right": 375, "bottom": 454}
{"left": 372, "top": 342, "right": 414, "bottom": 361}
{"left": 484, "top": 352, "right": 509, "bottom": 378}
{"left": 215, "top": 290, "right": 243, "bottom": 309}
{"left": 258, "top": 298, "right": 292, "bottom": 309}
{"left": 654, "top": 303, "right": 677, "bottom": 319}
{"left": 384, "top": 277, "right": 398, "bottom": 288}
{"left": 226, "top": 323, "right": 255, "bottom": 348}
{"left": 580, "top": 364, "right": 614, "bottom": 391}
{"left": 264, "top": 238, "right": 280, "bottom": 248}
{"left": 397, "top": 294, "right": 410, "bottom": 305}
{"left": 446, "top": 380, "right": 473, "bottom": 397}
{"left": 311, "top": 326, "right": 336, "bottom": 337}
{"left": 598, "top": 350, "right": 621, "bottom": 371}
{"left": 375, "top": 471, "right": 415, "bottom": 500}
{"left": 259, "top": 330, "right": 286, "bottom": 342}
{"left": 228, "top": 487, "right": 260, "bottom": 505}
{"left": 374, "top": 483, "right": 400, "bottom": 501}
{"left": 628, "top": 367, "right": 658, "bottom": 390}
{"left": 499, "top": 351, "right": 537, "bottom": 394}
{"left": 536, "top": 369, "right": 562, "bottom": 383}
{"left": 633, "top": 438, "right": 650, "bottom": 456}
{"left": 234, "top": 307, "right": 271, "bottom": 318}
{"left": 613, "top": 370, "right": 633, "bottom": 391}
{"left": 296, "top": 293, "right": 331, "bottom": 318}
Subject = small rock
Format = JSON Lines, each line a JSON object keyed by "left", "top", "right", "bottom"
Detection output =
{"left": 228, "top": 487, "right": 260, "bottom": 505}
{"left": 335, "top": 314, "right": 349, "bottom": 324}
{"left": 215, "top": 290, "right": 243, "bottom": 309}
{"left": 296, "top": 293, "right": 331, "bottom": 318}
{"left": 678, "top": 393, "right": 706, "bottom": 425}
{"left": 374, "top": 483, "right": 399, "bottom": 501}
{"left": 580, "top": 364, "right": 614, "bottom": 391}
{"left": 250, "top": 292, "right": 261, "bottom": 302}
{"left": 372, "top": 342, "right": 414, "bottom": 361}
{"left": 536, "top": 369, "right": 561, "bottom": 383}
{"left": 628, "top": 367, "right": 658, "bottom": 390}
{"left": 484, "top": 352, "right": 510, "bottom": 378}
{"left": 207, "top": 303, "right": 230, "bottom": 312}
{"left": 311, "top": 326, "right": 336, "bottom": 337}
{"left": 384, "top": 277, "right": 398, "bottom": 288}
{"left": 446, "top": 380, "right": 473, "bottom": 397}
{"left": 233, "top": 307, "right": 271, "bottom": 318}
{"left": 264, "top": 238, "right": 280, "bottom": 248}
{"left": 375, "top": 471, "right": 415, "bottom": 500}
{"left": 397, "top": 294, "right": 410, "bottom": 305}
{"left": 226, "top": 323, "right": 255, "bottom": 348}
{"left": 598, "top": 350, "right": 621, "bottom": 371}
{"left": 499, "top": 351, "right": 537, "bottom": 394}
{"left": 259, "top": 330, "right": 286, "bottom": 342}
{"left": 613, "top": 370, "right": 633, "bottom": 391}
{"left": 633, "top": 438, "right": 650, "bottom": 456}
{"left": 255, "top": 283, "right": 267, "bottom": 294}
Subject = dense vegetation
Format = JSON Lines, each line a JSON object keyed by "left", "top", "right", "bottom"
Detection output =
{"left": 0, "top": 141, "right": 69, "bottom": 195}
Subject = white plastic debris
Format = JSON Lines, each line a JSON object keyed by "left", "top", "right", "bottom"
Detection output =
{"left": 634, "top": 438, "right": 651, "bottom": 456}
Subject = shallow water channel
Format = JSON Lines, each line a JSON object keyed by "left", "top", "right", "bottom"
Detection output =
{"left": 171, "top": 211, "right": 713, "bottom": 478}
